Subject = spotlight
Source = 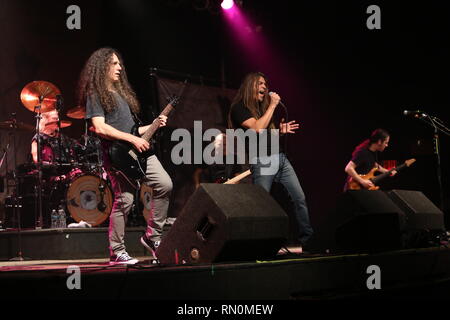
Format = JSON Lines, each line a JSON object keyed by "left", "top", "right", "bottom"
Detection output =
{"left": 221, "top": 0, "right": 234, "bottom": 10}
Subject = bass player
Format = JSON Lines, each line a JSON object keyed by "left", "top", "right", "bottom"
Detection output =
{"left": 344, "top": 128, "right": 397, "bottom": 191}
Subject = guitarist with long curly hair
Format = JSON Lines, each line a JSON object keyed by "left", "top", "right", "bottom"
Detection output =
{"left": 78, "top": 47, "right": 172, "bottom": 264}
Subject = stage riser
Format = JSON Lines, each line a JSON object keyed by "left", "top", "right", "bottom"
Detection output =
{"left": 0, "top": 228, "right": 150, "bottom": 260}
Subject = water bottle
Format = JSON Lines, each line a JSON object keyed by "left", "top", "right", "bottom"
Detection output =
{"left": 58, "top": 205, "right": 66, "bottom": 228}
{"left": 51, "top": 209, "right": 58, "bottom": 229}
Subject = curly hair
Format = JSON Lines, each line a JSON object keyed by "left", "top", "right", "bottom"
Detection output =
{"left": 228, "top": 72, "right": 274, "bottom": 129}
{"left": 77, "top": 47, "right": 140, "bottom": 114}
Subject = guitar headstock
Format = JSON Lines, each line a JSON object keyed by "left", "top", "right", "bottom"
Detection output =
{"left": 166, "top": 95, "right": 180, "bottom": 108}
{"left": 405, "top": 158, "right": 416, "bottom": 167}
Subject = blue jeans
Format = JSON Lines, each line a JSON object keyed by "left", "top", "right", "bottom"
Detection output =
{"left": 251, "top": 153, "right": 313, "bottom": 246}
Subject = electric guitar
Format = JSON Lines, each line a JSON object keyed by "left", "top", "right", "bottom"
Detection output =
{"left": 109, "top": 96, "right": 179, "bottom": 180}
{"left": 346, "top": 158, "right": 416, "bottom": 190}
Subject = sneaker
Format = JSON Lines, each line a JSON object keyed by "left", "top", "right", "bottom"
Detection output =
{"left": 109, "top": 252, "right": 139, "bottom": 265}
{"left": 277, "top": 245, "right": 303, "bottom": 256}
{"left": 165, "top": 217, "right": 176, "bottom": 226}
{"left": 140, "top": 235, "right": 160, "bottom": 258}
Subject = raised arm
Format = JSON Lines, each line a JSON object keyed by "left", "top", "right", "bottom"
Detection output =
{"left": 240, "top": 93, "right": 280, "bottom": 132}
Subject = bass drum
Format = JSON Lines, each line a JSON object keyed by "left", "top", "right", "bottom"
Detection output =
{"left": 66, "top": 173, "right": 113, "bottom": 226}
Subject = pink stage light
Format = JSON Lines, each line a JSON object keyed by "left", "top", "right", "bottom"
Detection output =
{"left": 221, "top": 0, "right": 234, "bottom": 10}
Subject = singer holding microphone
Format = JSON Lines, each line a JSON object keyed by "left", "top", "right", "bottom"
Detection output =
{"left": 228, "top": 72, "right": 313, "bottom": 253}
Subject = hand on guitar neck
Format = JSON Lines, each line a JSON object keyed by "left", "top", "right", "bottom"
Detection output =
{"left": 137, "top": 115, "right": 167, "bottom": 136}
{"left": 109, "top": 96, "right": 179, "bottom": 180}
{"left": 130, "top": 115, "right": 167, "bottom": 152}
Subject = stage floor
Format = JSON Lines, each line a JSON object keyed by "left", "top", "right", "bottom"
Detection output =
{"left": 1, "top": 245, "right": 450, "bottom": 300}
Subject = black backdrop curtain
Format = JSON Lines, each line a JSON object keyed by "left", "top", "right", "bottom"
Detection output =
{"left": 154, "top": 75, "right": 237, "bottom": 218}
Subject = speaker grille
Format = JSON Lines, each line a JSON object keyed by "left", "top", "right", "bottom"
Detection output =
{"left": 387, "top": 189, "right": 445, "bottom": 231}
{"left": 157, "top": 183, "right": 289, "bottom": 264}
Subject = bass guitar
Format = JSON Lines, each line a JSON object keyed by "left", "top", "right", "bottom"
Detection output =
{"left": 109, "top": 96, "right": 179, "bottom": 180}
{"left": 346, "top": 158, "right": 416, "bottom": 190}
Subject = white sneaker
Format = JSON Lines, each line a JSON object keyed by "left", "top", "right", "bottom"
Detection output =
{"left": 165, "top": 217, "right": 176, "bottom": 226}
{"left": 109, "top": 252, "right": 139, "bottom": 265}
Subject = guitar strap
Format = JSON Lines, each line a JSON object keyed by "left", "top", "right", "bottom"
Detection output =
{"left": 130, "top": 109, "right": 143, "bottom": 135}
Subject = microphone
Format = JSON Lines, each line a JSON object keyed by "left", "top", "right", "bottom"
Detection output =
{"left": 268, "top": 91, "right": 286, "bottom": 107}
{"left": 403, "top": 110, "right": 427, "bottom": 118}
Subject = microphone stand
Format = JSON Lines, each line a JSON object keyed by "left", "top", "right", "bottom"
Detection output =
{"left": 418, "top": 113, "right": 450, "bottom": 212}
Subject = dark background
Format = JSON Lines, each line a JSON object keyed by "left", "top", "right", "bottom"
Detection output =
{"left": 0, "top": 0, "right": 449, "bottom": 249}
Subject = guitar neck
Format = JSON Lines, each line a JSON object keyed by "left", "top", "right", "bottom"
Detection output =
{"left": 141, "top": 104, "right": 174, "bottom": 142}
{"left": 224, "top": 169, "right": 251, "bottom": 184}
{"left": 371, "top": 163, "right": 406, "bottom": 184}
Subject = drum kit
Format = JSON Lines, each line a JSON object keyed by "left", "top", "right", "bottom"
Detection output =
{"left": 2, "top": 81, "right": 113, "bottom": 234}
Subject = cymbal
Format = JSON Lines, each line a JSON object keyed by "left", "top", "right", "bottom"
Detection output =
{"left": 66, "top": 105, "right": 85, "bottom": 119}
{"left": 45, "top": 120, "right": 72, "bottom": 128}
{"left": 20, "top": 81, "right": 61, "bottom": 113}
{"left": 0, "top": 120, "right": 34, "bottom": 132}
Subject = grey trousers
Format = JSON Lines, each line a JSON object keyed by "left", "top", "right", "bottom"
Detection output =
{"left": 108, "top": 154, "right": 173, "bottom": 256}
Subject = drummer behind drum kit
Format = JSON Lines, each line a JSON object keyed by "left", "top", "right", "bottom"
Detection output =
{"left": 3, "top": 80, "right": 115, "bottom": 231}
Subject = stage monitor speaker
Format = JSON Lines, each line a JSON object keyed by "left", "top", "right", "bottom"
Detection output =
{"left": 386, "top": 189, "right": 445, "bottom": 234}
{"left": 156, "top": 183, "right": 289, "bottom": 264}
{"left": 335, "top": 190, "right": 406, "bottom": 252}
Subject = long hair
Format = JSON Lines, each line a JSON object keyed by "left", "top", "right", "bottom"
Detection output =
{"left": 228, "top": 72, "right": 273, "bottom": 129}
{"left": 77, "top": 47, "right": 140, "bottom": 114}
{"left": 352, "top": 128, "right": 390, "bottom": 157}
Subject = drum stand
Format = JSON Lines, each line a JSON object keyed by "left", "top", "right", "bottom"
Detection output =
{"left": 92, "top": 134, "right": 107, "bottom": 215}
{"left": 18, "top": 80, "right": 61, "bottom": 231}
{"left": 34, "top": 103, "right": 45, "bottom": 229}
{"left": 9, "top": 113, "right": 29, "bottom": 261}
{"left": 55, "top": 95, "right": 65, "bottom": 168}
{"left": 82, "top": 119, "right": 89, "bottom": 148}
